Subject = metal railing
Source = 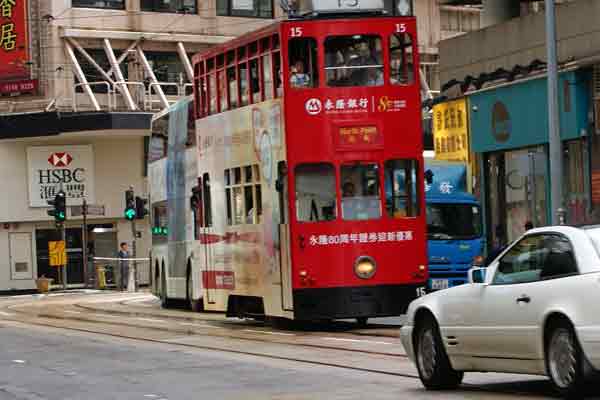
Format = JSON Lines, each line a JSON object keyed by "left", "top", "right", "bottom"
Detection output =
{"left": 73, "top": 81, "right": 113, "bottom": 111}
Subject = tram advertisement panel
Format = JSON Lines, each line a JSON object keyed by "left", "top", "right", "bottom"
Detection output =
{"left": 196, "top": 100, "right": 285, "bottom": 302}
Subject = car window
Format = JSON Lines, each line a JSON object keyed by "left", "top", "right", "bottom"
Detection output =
{"left": 492, "top": 235, "right": 545, "bottom": 285}
{"left": 539, "top": 234, "right": 578, "bottom": 279}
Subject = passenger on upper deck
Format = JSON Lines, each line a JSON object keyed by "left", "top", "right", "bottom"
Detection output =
{"left": 289, "top": 60, "right": 311, "bottom": 88}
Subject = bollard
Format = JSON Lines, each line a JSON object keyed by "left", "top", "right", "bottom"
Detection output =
{"left": 96, "top": 266, "right": 106, "bottom": 289}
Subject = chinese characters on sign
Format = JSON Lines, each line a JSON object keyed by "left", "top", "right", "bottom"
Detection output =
{"left": 432, "top": 98, "right": 469, "bottom": 162}
{"left": 305, "top": 96, "right": 409, "bottom": 115}
{"left": 0, "top": 0, "right": 37, "bottom": 95}
{"left": 339, "top": 126, "right": 380, "bottom": 146}
{"left": 27, "top": 145, "right": 96, "bottom": 208}
{"left": 309, "top": 231, "right": 414, "bottom": 246}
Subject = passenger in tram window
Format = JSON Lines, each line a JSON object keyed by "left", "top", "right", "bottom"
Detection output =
{"left": 366, "top": 67, "right": 384, "bottom": 86}
{"left": 342, "top": 181, "right": 356, "bottom": 197}
{"left": 290, "top": 60, "right": 311, "bottom": 88}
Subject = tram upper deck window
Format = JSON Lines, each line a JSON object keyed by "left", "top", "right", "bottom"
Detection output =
{"left": 325, "top": 35, "right": 383, "bottom": 87}
{"left": 295, "top": 163, "right": 336, "bottom": 222}
{"left": 389, "top": 33, "right": 414, "bottom": 85}
{"left": 341, "top": 164, "right": 381, "bottom": 220}
{"left": 288, "top": 38, "right": 318, "bottom": 89}
{"left": 384, "top": 159, "right": 420, "bottom": 218}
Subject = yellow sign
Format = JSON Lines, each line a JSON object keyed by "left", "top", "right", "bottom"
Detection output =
{"left": 433, "top": 98, "right": 469, "bottom": 162}
{"left": 48, "top": 240, "right": 67, "bottom": 267}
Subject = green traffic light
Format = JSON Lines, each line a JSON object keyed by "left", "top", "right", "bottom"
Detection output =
{"left": 125, "top": 208, "right": 136, "bottom": 220}
{"left": 57, "top": 211, "right": 65, "bottom": 221}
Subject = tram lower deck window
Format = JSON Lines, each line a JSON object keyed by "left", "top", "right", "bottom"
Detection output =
{"left": 340, "top": 164, "right": 381, "bottom": 220}
{"left": 295, "top": 163, "right": 336, "bottom": 222}
{"left": 384, "top": 159, "right": 420, "bottom": 218}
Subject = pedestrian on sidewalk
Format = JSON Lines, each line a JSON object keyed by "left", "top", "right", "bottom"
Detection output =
{"left": 118, "top": 242, "right": 129, "bottom": 291}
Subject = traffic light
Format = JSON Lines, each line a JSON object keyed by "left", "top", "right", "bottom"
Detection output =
{"left": 47, "top": 191, "right": 67, "bottom": 224}
{"left": 135, "top": 196, "right": 148, "bottom": 220}
{"left": 124, "top": 189, "right": 136, "bottom": 220}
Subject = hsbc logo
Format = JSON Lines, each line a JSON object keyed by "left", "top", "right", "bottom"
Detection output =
{"left": 305, "top": 98, "right": 322, "bottom": 115}
{"left": 48, "top": 152, "right": 73, "bottom": 167}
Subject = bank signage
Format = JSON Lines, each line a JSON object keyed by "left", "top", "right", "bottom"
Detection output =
{"left": 27, "top": 145, "right": 95, "bottom": 207}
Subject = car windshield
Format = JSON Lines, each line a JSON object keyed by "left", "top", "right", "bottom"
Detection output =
{"left": 426, "top": 203, "right": 482, "bottom": 240}
{"left": 583, "top": 226, "right": 600, "bottom": 258}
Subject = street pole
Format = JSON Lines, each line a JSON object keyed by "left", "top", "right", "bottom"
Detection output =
{"left": 545, "top": 0, "right": 563, "bottom": 225}
{"left": 82, "top": 199, "right": 88, "bottom": 288}
{"left": 61, "top": 224, "right": 67, "bottom": 290}
{"left": 131, "top": 218, "right": 137, "bottom": 292}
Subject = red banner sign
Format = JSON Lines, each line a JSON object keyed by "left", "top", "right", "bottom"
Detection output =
{"left": 0, "top": 78, "right": 36, "bottom": 94}
{"left": 0, "top": 0, "right": 30, "bottom": 83}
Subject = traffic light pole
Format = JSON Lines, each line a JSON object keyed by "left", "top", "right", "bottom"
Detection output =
{"left": 130, "top": 219, "right": 137, "bottom": 291}
{"left": 61, "top": 224, "right": 67, "bottom": 290}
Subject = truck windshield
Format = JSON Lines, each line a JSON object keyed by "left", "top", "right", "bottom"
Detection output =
{"left": 426, "top": 203, "right": 482, "bottom": 240}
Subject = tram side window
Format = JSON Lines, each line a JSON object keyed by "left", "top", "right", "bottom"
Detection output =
{"left": 389, "top": 33, "right": 414, "bottom": 85}
{"left": 340, "top": 164, "right": 381, "bottom": 221}
{"left": 250, "top": 58, "right": 261, "bottom": 103}
{"left": 325, "top": 35, "right": 383, "bottom": 87}
{"left": 239, "top": 63, "right": 249, "bottom": 106}
{"left": 288, "top": 38, "right": 318, "bottom": 89}
{"left": 274, "top": 51, "right": 282, "bottom": 96}
{"left": 218, "top": 70, "right": 227, "bottom": 111}
{"left": 225, "top": 164, "right": 262, "bottom": 225}
{"left": 208, "top": 73, "right": 217, "bottom": 114}
{"left": 262, "top": 54, "right": 273, "bottom": 100}
{"left": 384, "top": 159, "right": 420, "bottom": 218}
{"left": 295, "top": 163, "right": 336, "bottom": 222}
{"left": 202, "top": 173, "right": 213, "bottom": 227}
{"left": 226, "top": 67, "right": 238, "bottom": 109}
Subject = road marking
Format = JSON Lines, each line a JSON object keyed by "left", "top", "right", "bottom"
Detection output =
{"left": 322, "top": 337, "right": 392, "bottom": 345}
{"left": 243, "top": 329, "right": 295, "bottom": 336}
{"left": 12, "top": 360, "right": 25, "bottom": 364}
{"left": 179, "top": 322, "right": 219, "bottom": 329}
{"left": 0, "top": 311, "right": 15, "bottom": 317}
{"left": 135, "top": 317, "right": 167, "bottom": 323}
{"left": 64, "top": 310, "right": 82, "bottom": 314}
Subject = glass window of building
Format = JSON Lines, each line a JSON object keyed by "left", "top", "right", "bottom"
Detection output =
{"left": 141, "top": 0, "right": 197, "bottom": 13}
{"left": 295, "top": 163, "right": 336, "bottom": 222}
{"left": 75, "top": 49, "right": 127, "bottom": 93}
{"left": 340, "top": 164, "right": 381, "bottom": 220}
{"left": 73, "top": 0, "right": 125, "bottom": 9}
{"left": 144, "top": 51, "right": 189, "bottom": 95}
{"left": 325, "top": 35, "right": 383, "bottom": 87}
{"left": 216, "top": 0, "right": 273, "bottom": 18}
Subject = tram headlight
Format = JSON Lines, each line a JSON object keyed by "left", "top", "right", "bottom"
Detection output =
{"left": 354, "top": 256, "right": 377, "bottom": 279}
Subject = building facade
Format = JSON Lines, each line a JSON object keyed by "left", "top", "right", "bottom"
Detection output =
{"left": 438, "top": 0, "right": 599, "bottom": 249}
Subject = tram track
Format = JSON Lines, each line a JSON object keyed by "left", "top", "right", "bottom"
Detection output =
{"left": 0, "top": 300, "right": 419, "bottom": 380}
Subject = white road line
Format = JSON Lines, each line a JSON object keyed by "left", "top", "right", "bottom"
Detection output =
{"left": 322, "top": 337, "right": 392, "bottom": 345}
{"left": 178, "top": 322, "right": 219, "bottom": 329}
{"left": 243, "top": 329, "right": 295, "bottom": 336}
{"left": 0, "top": 311, "right": 16, "bottom": 317}
{"left": 135, "top": 317, "right": 167, "bottom": 323}
{"left": 64, "top": 310, "right": 82, "bottom": 314}
{"left": 12, "top": 360, "right": 25, "bottom": 364}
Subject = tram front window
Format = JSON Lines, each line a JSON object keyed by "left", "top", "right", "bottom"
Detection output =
{"left": 341, "top": 164, "right": 381, "bottom": 220}
{"left": 325, "top": 35, "right": 383, "bottom": 87}
{"left": 384, "top": 159, "right": 420, "bottom": 218}
{"left": 295, "top": 163, "right": 336, "bottom": 222}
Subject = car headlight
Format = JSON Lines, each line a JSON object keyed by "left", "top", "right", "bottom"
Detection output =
{"left": 354, "top": 256, "right": 376, "bottom": 279}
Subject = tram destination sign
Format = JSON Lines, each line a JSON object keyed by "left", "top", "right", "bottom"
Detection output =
{"left": 294, "top": 0, "right": 385, "bottom": 15}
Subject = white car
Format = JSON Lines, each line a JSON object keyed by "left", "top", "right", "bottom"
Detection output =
{"left": 400, "top": 225, "right": 600, "bottom": 398}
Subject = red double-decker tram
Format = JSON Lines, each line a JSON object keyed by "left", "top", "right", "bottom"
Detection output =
{"left": 190, "top": 4, "right": 427, "bottom": 323}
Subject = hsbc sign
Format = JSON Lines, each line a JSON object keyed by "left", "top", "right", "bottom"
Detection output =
{"left": 27, "top": 145, "right": 95, "bottom": 207}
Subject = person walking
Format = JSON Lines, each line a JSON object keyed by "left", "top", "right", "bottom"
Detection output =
{"left": 118, "top": 242, "right": 129, "bottom": 291}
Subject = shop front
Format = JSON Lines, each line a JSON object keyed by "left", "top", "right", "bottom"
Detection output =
{"left": 469, "top": 70, "right": 591, "bottom": 248}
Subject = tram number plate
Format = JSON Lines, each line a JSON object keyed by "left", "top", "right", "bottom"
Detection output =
{"left": 431, "top": 279, "right": 449, "bottom": 290}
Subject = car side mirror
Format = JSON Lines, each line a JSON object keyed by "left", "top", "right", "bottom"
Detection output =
{"left": 469, "top": 267, "right": 487, "bottom": 284}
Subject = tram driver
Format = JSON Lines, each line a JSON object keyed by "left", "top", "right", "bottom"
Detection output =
{"left": 289, "top": 60, "right": 311, "bottom": 88}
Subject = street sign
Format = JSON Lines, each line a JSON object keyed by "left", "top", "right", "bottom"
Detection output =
{"left": 71, "top": 204, "right": 105, "bottom": 217}
{"left": 48, "top": 240, "right": 67, "bottom": 267}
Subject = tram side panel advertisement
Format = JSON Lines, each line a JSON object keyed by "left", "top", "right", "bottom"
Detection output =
{"left": 196, "top": 99, "right": 287, "bottom": 315}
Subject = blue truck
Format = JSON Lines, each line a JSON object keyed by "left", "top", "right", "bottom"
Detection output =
{"left": 424, "top": 161, "right": 484, "bottom": 291}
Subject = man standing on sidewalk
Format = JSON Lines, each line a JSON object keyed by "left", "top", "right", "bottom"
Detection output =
{"left": 118, "top": 242, "right": 129, "bottom": 291}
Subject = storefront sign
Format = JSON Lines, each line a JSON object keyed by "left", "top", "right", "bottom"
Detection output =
{"left": 432, "top": 98, "right": 469, "bottom": 162}
{"left": 0, "top": 78, "right": 37, "bottom": 95}
{"left": 492, "top": 101, "right": 511, "bottom": 142}
{"left": 27, "top": 145, "right": 95, "bottom": 207}
{"left": 0, "top": 0, "right": 35, "bottom": 92}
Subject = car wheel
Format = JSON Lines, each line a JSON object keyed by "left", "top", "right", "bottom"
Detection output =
{"left": 415, "top": 316, "right": 463, "bottom": 390}
{"left": 547, "top": 324, "right": 585, "bottom": 398}
{"left": 187, "top": 271, "right": 203, "bottom": 312}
